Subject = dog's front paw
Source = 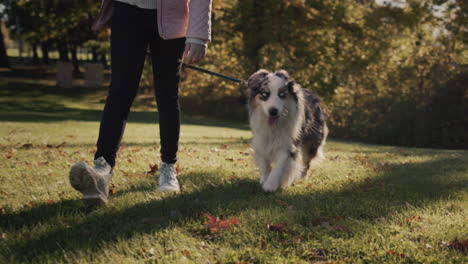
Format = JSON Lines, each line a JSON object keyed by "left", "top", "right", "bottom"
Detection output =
{"left": 262, "top": 179, "right": 280, "bottom": 192}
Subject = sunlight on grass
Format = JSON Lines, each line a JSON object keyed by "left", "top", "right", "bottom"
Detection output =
{"left": 0, "top": 69, "right": 467, "bottom": 263}
{"left": 1, "top": 118, "right": 467, "bottom": 263}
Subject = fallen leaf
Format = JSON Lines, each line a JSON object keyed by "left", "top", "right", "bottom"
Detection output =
{"left": 330, "top": 225, "right": 349, "bottom": 232}
{"left": 200, "top": 241, "right": 209, "bottom": 249}
{"left": 6, "top": 148, "right": 17, "bottom": 159}
{"left": 448, "top": 238, "right": 468, "bottom": 254}
{"left": 1, "top": 233, "right": 7, "bottom": 240}
{"left": 147, "top": 163, "right": 159, "bottom": 174}
{"left": 204, "top": 214, "right": 240, "bottom": 233}
{"left": 142, "top": 217, "right": 164, "bottom": 225}
{"left": 275, "top": 200, "right": 289, "bottom": 207}
{"left": 20, "top": 143, "right": 33, "bottom": 149}
{"left": 46, "top": 199, "right": 55, "bottom": 205}
{"left": 108, "top": 183, "right": 117, "bottom": 195}
{"left": 220, "top": 144, "right": 229, "bottom": 149}
{"left": 230, "top": 175, "right": 239, "bottom": 181}
{"left": 268, "top": 222, "right": 287, "bottom": 232}
{"left": 406, "top": 215, "right": 423, "bottom": 223}
{"left": 386, "top": 250, "right": 406, "bottom": 258}
{"left": 425, "top": 243, "right": 432, "bottom": 249}
{"left": 225, "top": 158, "right": 234, "bottom": 161}
{"left": 181, "top": 250, "right": 190, "bottom": 256}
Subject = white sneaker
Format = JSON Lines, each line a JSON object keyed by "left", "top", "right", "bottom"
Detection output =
{"left": 158, "top": 162, "right": 180, "bottom": 192}
{"left": 69, "top": 157, "right": 113, "bottom": 206}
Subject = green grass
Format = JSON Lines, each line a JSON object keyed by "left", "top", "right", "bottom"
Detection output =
{"left": 0, "top": 67, "right": 467, "bottom": 263}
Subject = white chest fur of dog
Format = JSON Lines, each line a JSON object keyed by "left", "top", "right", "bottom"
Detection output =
{"left": 247, "top": 69, "right": 328, "bottom": 192}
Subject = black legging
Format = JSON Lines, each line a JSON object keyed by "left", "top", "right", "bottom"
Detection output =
{"left": 94, "top": 1, "right": 185, "bottom": 167}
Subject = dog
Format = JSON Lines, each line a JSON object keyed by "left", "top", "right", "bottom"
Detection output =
{"left": 246, "top": 69, "right": 328, "bottom": 192}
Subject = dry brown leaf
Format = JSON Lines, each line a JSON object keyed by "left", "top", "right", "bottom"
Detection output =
{"left": 268, "top": 222, "right": 287, "bottom": 232}
{"left": 20, "top": 143, "right": 33, "bottom": 149}
{"left": 448, "top": 238, "right": 468, "bottom": 254}
{"left": 275, "top": 200, "right": 289, "bottom": 207}
{"left": 204, "top": 214, "right": 241, "bottom": 233}
{"left": 46, "top": 199, "right": 55, "bottom": 205}
{"left": 181, "top": 250, "right": 190, "bottom": 256}
{"left": 6, "top": 148, "right": 16, "bottom": 159}
{"left": 406, "top": 215, "right": 423, "bottom": 223}
{"left": 330, "top": 225, "right": 349, "bottom": 232}
{"left": 147, "top": 163, "right": 159, "bottom": 174}
{"left": 386, "top": 250, "right": 406, "bottom": 258}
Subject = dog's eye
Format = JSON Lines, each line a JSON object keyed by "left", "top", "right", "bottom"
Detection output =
{"left": 260, "top": 92, "right": 269, "bottom": 99}
{"left": 278, "top": 91, "right": 286, "bottom": 98}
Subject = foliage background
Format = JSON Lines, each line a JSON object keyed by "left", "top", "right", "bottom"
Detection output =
{"left": 2, "top": 0, "right": 467, "bottom": 149}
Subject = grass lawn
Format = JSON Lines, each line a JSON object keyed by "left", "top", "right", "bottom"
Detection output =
{"left": 0, "top": 67, "right": 467, "bottom": 263}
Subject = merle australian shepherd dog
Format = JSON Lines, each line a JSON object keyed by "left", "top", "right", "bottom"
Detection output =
{"left": 246, "top": 69, "right": 328, "bottom": 192}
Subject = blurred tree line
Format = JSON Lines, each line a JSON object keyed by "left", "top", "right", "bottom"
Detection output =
{"left": 185, "top": 0, "right": 467, "bottom": 149}
{"left": 0, "top": 0, "right": 108, "bottom": 71}
{"left": 0, "top": 0, "right": 466, "bottom": 148}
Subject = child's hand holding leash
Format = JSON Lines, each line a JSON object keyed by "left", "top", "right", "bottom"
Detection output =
{"left": 183, "top": 42, "right": 206, "bottom": 64}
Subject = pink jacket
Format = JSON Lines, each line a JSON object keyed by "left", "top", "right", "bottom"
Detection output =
{"left": 94, "top": 0, "right": 212, "bottom": 42}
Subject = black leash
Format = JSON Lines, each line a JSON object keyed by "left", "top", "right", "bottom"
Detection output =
{"left": 181, "top": 62, "right": 246, "bottom": 85}
{"left": 146, "top": 51, "right": 245, "bottom": 85}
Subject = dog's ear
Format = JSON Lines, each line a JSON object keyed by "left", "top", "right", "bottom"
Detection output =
{"left": 275, "top": 70, "right": 289, "bottom": 81}
{"left": 287, "top": 80, "right": 299, "bottom": 93}
{"left": 247, "top": 69, "right": 269, "bottom": 94}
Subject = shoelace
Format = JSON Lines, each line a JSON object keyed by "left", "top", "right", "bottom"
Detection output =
{"left": 160, "top": 164, "right": 176, "bottom": 185}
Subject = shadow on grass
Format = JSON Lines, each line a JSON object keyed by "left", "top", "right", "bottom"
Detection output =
{"left": 0, "top": 81, "right": 248, "bottom": 129}
{"left": 1, "top": 156, "right": 467, "bottom": 262}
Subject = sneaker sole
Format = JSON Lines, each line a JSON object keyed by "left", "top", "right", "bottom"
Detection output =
{"left": 69, "top": 162, "right": 108, "bottom": 206}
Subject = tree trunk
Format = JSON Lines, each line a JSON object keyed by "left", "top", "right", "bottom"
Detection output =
{"left": 92, "top": 48, "right": 98, "bottom": 62}
{"left": 70, "top": 44, "right": 80, "bottom": 73}
{"left": 100, "top": 53, "right": 107, "bottom": 68}
{"left": 32, "top": 43, "right": 39, "bottom": 64}
{"left": 57, "top": 41, "right": 69, "bottom": 61}
{"left": 0, "top": 22, "right": 9, "bottom": 68}
{"left": 40, "top": 42, "right": 50, "bottom": 64}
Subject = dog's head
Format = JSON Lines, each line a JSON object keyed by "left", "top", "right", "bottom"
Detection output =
{"left": 247, "top": 69, "right": 300, "bottom": 125}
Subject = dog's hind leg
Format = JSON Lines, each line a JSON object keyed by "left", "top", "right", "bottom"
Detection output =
{"left": 300, "top": 138, "right": 326, "bottom": 178}
{"left": 255, "top": 152, "right": 271, "bottom": 185}
{"left": 262, "top": 150, "right": 301, "bottom": 192}
{"left": 300, "top": 144, "right": 314, "bottom": 178}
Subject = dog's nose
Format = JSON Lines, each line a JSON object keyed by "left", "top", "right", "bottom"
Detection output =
{"left": 269, "top": 108, "right": 278, "bottom": 117}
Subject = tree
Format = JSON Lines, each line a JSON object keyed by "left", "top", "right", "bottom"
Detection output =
{"left": 0, "top": 21, "right": 9, "bottom": 68}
